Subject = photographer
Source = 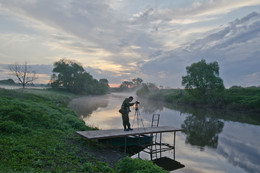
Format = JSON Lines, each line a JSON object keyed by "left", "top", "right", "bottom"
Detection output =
{"left": 119, "top": 96, "right": 139, "bottom": 131}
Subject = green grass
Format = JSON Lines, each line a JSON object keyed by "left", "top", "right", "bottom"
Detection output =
{"left": 0, "top": 88, "right": 167, "bottom": 172}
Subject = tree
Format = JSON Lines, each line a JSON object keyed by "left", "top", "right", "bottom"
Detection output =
{"left": 120, "top": 81, "right": 134, "bottom": 89}
{"left": 132, "top": 78, "right": 143, "bottom": 87}
{"left": 51, "top": 59, "right": 85, "bottom": 91}
{"left": 119, "top": 78, "right": 143, "bottom": 90}
{"left": 50, "top": 58, "right": 110, "bottom": 95}
{"left": 136, "top": 83, "right": 159, "bottom": 98}
{"left": 9, "top": 62, "right": 38, "bottom": 88}
{"left": 0, "top": 79, "right": 15, "bottom": 85}
{"left": 182, "top": 59, "right": 224, "bottom": 103}
{"left": 98, "top": 78, "right": 110, "bottom": 93}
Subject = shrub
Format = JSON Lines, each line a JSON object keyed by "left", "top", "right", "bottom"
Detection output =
{"left": 115, "top": 157, "right": 168, "bottom": 173}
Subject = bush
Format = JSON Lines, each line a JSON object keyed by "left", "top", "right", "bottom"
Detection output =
{"left": 115, "top": 157, "right": 168, "bottom": 173}
{"left": 223, "top": 87, "right": 260, "bottom": 109}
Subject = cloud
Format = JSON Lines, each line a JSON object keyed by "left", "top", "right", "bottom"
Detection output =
{"left": 0, "top": 1, "right": 259, "bottom": 87}
{"left": 218, "top": 124, "right": 260, "bottom": 173}
{"left": 0, "top": 0, "right": 162, "bottom": 73}
{"left": 140, "top": 12, "right": 260, "bottom": 87}
{"left": 131, "top": 0, "right": 260, "bottom": 24}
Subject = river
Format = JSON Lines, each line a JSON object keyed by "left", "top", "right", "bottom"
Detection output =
{"left": 69, "top": 92, "right": 260, "bottom": 173}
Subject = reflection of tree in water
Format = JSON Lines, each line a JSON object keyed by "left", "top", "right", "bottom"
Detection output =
{"left": 181, "top": 114, "right": 224, "bottom": 150}
{"left": 69, "top": 96, "right": 109, "bottom": 118}
{"left": 137, "top": 98, "right": 164, "bottom": 114}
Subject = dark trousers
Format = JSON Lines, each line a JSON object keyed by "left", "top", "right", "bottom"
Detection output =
{"left": 121, "top": 113, "right": 131, "bottom": 129}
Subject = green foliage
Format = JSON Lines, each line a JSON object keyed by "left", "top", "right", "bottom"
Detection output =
{"left": 136, "top": 83, "right": 163, "bottom": 100}
{"left": 119, "top": 78, "right": 143, "bottom": 91}
{"left": 0, "top": 88, "right": 165, "bottom": 172}
{"left": 0, "top": 79, "right": 15, "bottom": 85}
{"left": 50, "top": 58, "right": 110, "bottom": 95}
{"left": 136, "top": 85, "right": 260, "bottom": 111}
{"left": 182, "top": 59, "right": 224, "bottom": 104}
{"left": 80, "top": 162, "right": 113, "bottom": 173}
{"left": 132, "top": 78, "right": 143, "bottom": 87}
{"left": 164, "top": 90, "right": 184, "bottom": 103}
{"left": 223, "top": 87, "right": 260, "bottom": 110}
{"left": 115, "top": 157, "right": 168, "bottom": 173}
{"left": 0, "top": 120, "right": 31, "bottom": 134}
{"left": 136, "top": 84, "right": 150, "bottom": 96}
{"left": 0, "top": 88, "right": 101, "bottom": 172}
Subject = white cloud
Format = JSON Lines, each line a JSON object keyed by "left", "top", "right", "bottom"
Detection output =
{"left": 0, "top": 1, "right": 259, "bottom": 87}
{"left": 141, "top": 12, "right": 260, "bottom": 87}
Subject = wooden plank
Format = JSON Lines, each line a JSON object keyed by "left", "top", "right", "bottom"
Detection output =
{"left": 76, "top": 126, "right": 183, "bottom": 140}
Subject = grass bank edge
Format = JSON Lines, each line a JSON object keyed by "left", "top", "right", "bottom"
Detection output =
{"left": 0, "top": 88, "right": 168, "bottom": 173}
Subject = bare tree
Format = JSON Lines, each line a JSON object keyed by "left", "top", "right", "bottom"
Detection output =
{"left": 9, "top": 62, "right": 38, "bottom": 88}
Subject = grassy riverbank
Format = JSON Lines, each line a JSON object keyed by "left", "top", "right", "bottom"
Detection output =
{"left": 0, "top": 88, "right": 167, "bottom": 173}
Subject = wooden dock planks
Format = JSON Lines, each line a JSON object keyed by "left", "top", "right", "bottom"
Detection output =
{"left": 76, "top": 126, "right": 183, "bottom": 140}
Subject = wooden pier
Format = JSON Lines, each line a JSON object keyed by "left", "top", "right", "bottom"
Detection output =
{"left": 77, "top": 126, "right": 182, "bottom": 140}
{"left": 77, "top": 126, "right": 183, "bottom": 160}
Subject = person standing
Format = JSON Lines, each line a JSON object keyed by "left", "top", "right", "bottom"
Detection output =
{"left": 119, "top": 96, "right": 135, "bottom": 131}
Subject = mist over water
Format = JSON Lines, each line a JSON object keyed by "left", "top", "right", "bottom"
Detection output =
{"left": 69, "top": 92, "right": 260, "bottom": 173}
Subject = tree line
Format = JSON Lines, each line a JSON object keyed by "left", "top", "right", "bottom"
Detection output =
{"left": 7, "top": 58, "right": 259, "bottom": 108}
{"left": 7, "top": 59, "right": 144, "bottom": 95}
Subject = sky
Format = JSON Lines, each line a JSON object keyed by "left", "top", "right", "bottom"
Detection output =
{"left": 0, "top": 0, "right": 260, "bottom": 88}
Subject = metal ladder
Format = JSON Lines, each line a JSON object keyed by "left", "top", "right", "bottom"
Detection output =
{"left": 150, "top": 114, "right": 160, "bottom": 160}
{"left": 151, "top": 114, "right": 160, "bottom": 127}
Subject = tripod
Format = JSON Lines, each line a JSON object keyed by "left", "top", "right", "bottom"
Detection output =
{"left": 132, "top": 103, "right": 145, "bottom": 129}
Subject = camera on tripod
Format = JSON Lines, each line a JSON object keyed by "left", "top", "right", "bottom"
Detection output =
{"left": 132, "top": 101, "right": 144, "bottom": 128}
{"left": 134, "top": 101, "right": 140, "bottom": 110}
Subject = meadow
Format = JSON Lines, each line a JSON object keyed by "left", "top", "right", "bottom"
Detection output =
{"left": 0, "top": 88, "right": 167, "bottom": 173}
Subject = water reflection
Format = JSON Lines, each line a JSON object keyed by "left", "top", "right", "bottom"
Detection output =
{"left": 69, "top": 93, "right": 260, "bottom": 173}
{"left": 69, "top": 95, "right": 109, "bottom": 118}
{"left": 136, "top": 98, "right": 164, "bottom": 114}
{"left": 181, "top": 115, "right": 224, "bottom": 150}
{"left": 217, "top": 123, "right": 260, "bottom": 173}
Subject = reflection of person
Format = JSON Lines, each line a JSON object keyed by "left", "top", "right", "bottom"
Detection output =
{"left": 119, "top": 96, "right": 135, "bottom": 131}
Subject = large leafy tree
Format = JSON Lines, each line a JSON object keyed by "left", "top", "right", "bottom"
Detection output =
{"left": 50, "top": 59, "right": 109, "bottom": 94}
{"left": 51, "top": 59, "right": 84, "bottom": 91}
{"left": 182, "top": 59, "right": 224, "bottom": 103}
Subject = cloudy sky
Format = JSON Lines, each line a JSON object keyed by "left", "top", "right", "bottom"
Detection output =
{"left": 0, "top": 0, "right": 260, "bottom": 88}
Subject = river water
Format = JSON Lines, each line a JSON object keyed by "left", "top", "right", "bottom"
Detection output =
{"left": 69, "top": 92, "right": 260, "bottom": 173}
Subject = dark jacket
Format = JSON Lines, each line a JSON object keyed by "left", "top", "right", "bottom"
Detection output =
{"left": 119, "top": 98, "right": 134, "bottom": 114}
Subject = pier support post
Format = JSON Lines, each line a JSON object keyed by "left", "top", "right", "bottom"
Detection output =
{"left": 174, "top": 131, "right": 176, "bottom": 160}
